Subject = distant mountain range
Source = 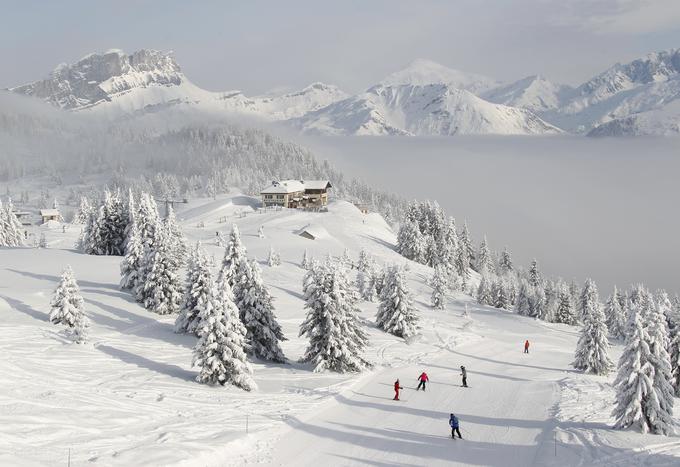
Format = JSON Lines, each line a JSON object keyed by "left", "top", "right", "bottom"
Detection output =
{"left": 8, "top": 47, "right": 680, "bottom": 136}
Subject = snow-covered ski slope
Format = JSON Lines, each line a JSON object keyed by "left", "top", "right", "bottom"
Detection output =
{"left": 2, "top": 195, "right": 679, "bottom": 466}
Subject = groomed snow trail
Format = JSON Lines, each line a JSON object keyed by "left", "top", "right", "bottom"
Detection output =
{"left": 254, "top": 303, "right": 576, "bottom": 466}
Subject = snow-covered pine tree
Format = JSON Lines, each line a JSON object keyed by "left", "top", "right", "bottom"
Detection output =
{"left": 528, "top": 259, "right": 541, "bottom": 287}
{"left": 573, "top": 279, "right": 613, "bottom": 375}
{"left": 175, "top": 245, "right": 212, "bottom": 335}
{"left": 192, "top": 265, "right": 256, "bottom": 390}
{"left": 301, "top": 249, "right": 311, "bottom": 270}
{"left": 612, "top": 305, "right": 657, "bottom": 433}
{"left": 670, "top": 327, "right": 680, "bottom": 397}
{"left": 74, "top": 196, "right": 92, "bottom": 224}
{"left": 258, "top": 226, "right": 265, "bottom": 238}
{"left": 267, "top": 245, "right": 281, "bottom": 267}
{"left": 579, "top": 278, "right": 600, "bottom": 323}
{"left": 140, "top": 222, "right": 183, "bottom": 315}
{"left": 396, "top": 220, "right": 425, "bottom": 263}
{"left": 376, "top": 265, "right": 419, "bottom": 338}
{"left": 455, "top": 234, "right": 471, "bottom": 290}
{"left": 605, "top": 286, "right": 626, "bottom": 340}
{"left": 493, "top": 277, "right": 510, "bottom": 310}
{"left": 2, "top": 198, "right": 24, "bottom": 246}
{"left": 220, "top": 224, "right": 247, "bottom": 287}
{"left": 498, "top": 247, "right": 513, "bottom": 276}
{"left": 96, "top": 189, "right": 126, "bottom": 256}
{"left": 515, "top": 279, "right": 531, "bottom": 316}
{"left": 299, "top": 261, "right": 369, "bottom": 372}
{"left": 359, "top": 265, "right": 380, "bottom": 302}
{"left": 644, "top": 300, "right": 675, "bottom": 434}
{"left": 120, "top": 219, "right": 144, "bottom": 291}
{"left": 164, "top": 204, "right": 187, "bottom": 265}
{"left": 430, "top": 265, "right": 448, "bottom": 310}
{"left": 49, "top": 266, "right": 89, "bottom": 342}
{"left": 476, "top": 236, "right": 492, "bottom": 275}
{"left": 233, "top": 258, "right": 287, "bottom": 362}
{"left": 476, "top": 274, "right": 493, "bottom": 306}
{"left": 341, "top": 248, "right": 352, "bottom": 268}
{"left": 357, "top": 248, "right": 371, "bottom": 272}
{"left": 459, "top": 221, "right": 474, "bottom": 269}
{"left": 443, "top": 217, "right": 459, "bottom": 270}
{"left": 0, "top": 199, "right": 6, "bottom": 246}
{"left": 531, "top": 285, "right": 549, "bottom": 321}
{"left": 554, "top": 283, "right": 578, "bottom": 325}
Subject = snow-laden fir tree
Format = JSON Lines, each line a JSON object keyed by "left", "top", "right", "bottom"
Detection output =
{"left": 233, "top": 258, "right": 287, "bottom": 362}
{"left": 192, "top": 264, "right": 256, "bottom": 390}
{"left": 140, "top": 222, "right": 183, "bottom": 315}
{"left": 612, "top": 305, "right": 657, "bottom": 433}
{"left": 455, "top": 235, "right": 471, "bottom": 289}
{"left": 528, "top": 259, "right": 541, "bottom": 287}
{"left": 493, "top": 277, "right": 510, "bottom": 310}
{"left": 358, "top": 265, "right": 380, "bottom": 302}
{"left": 119, "top": 219, "right": 144, "bottom": 291}
{"left": 1, "top": 198, "right": 25, "bottom": 246}
{"left": 396, "top": 220, "right": 425, "bottom": 263}
{"left": 299, "top": 261, "right": 369, "bottom": 372}
{"left": 96, "top": 189, "right": 127, "bottom": 256}
{"left": 515, "top": 279, "right": 531, "bottom": 316}
{"left": 476, "top": 274, "right": 494, "bottom": 306}
{"left": 301, "top": 249, "right": 311, "bottom": 270}
{"left": 476, "top": 236, "right": 492, "bottom": 275}
{"left": 220, "top": 224, "right": 247, "bottom": 287}
{"left": 258, "top": 225, "right": 265, "bottom": 238}
{"left": 554, "top": 283, "right": 578, "bottom": 325}
{"left": 644, "top": 300, "right": 675, "bottom": 434}
{"left": 376, "top": 265, "right": 419, "bottom": 338}
{"left": 579, "top": 278, "right": 600, "bottom": 323}
{"left": 670, "top": 326, "right": 680, "bottom": 397}
{"left": 175, "top": 245, "right": 212, "bottom": 335}
{"left": 49, "top": 266, "right": 89, "bottom": 343}
{"left": 341, "top": 248, "right": 352, "bottom": 268}
{"left": 267, "top": 245, "right": 281, "bottom": 267}
{"left": 164, "top": 204, "right": 187, "bottom": 265}
{"left": 613, "top": 303, "right": 674, "bottom": 435}
{"left": 498, "top": 247, "right": 513, "bottom": 276}
{"left": 73, "top": 196, "right": 92, "bottom": 224}
{"left": 459, "top": 221, "right": 474, "bottom": 270}
{"left": 134, "top": 192, "right": 160, "bottom": 293}
{"left": 430, "top": 264, "right": 448, "bottom": 310}
{"left": 357, "top": 249, "right": 371, "bottom": 272}
{"left": 605, "top": 286, "right": 626, "bottom": 340}
{"left": 573, "top": 279, "right": 613, "bottom": 375}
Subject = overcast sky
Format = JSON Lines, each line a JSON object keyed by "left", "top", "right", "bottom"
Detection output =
{"left": 1, "top": 0, "right": 680, "bottom": 94}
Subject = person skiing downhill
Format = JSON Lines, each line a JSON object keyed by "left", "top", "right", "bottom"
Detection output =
{"left": 449, "top": 413, "right": 462, "bottom": 439}
{"left": 524, "top": 340, "right": 530, "bottom": 354}
{"left": 460, "top": 366, "right": 468, "bottom": 387}
{"left": 416, "top": 371, "right": 429, "bottom": 391}
{"left": 393, "top": 379, "right": 403, "bottom": 400}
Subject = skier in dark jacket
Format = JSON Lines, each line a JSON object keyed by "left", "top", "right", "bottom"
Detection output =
{"left": 416, "top": 372, "right": 429, "bottom": 391}
{"left": 449, "top": 413, "right": 462, "bottom": 439}
{"left": 393, "top": 379, "right": 403, "bottom": 400}
{"left": 460, "top": 366, "right": 468, "bottom": 387}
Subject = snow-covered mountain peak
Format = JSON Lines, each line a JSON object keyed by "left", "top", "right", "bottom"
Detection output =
{"left": 379, "top": 58, "right": 499, "bottom": 93}
{"left": 11, "top": 49, "right": 184, "bottom": 111}
{"left": 482, "top": 75, "right": 573, "bottom": 113}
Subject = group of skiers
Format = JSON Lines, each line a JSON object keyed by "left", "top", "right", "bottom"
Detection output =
{"left": 390, "top": 340, "right": 532, "bottom": 439}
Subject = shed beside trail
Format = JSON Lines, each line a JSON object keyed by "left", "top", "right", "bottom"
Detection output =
{"left": 297, "top": 224, "right": 330, "bottom": 240}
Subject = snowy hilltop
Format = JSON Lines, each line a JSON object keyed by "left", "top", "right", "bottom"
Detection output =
{"left": 9, "top": 47, "right": 680, "bottom": 136}
{"left": 2, "top": 190, "right": 680, "bottom": 466}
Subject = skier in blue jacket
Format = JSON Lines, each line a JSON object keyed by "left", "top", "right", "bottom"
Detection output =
{"left": 449, "top": 413, "right": 462, "bottom": 439}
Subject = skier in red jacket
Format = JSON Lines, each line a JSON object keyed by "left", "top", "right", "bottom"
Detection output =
{"left": 393, "top": 379, "right": 403, "bottom": 400}
{"left": 524, "top": 340, "right": 530, "bottom": 354}
{"left": 416, "top": 371, "right": 429, "bottom": 391}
